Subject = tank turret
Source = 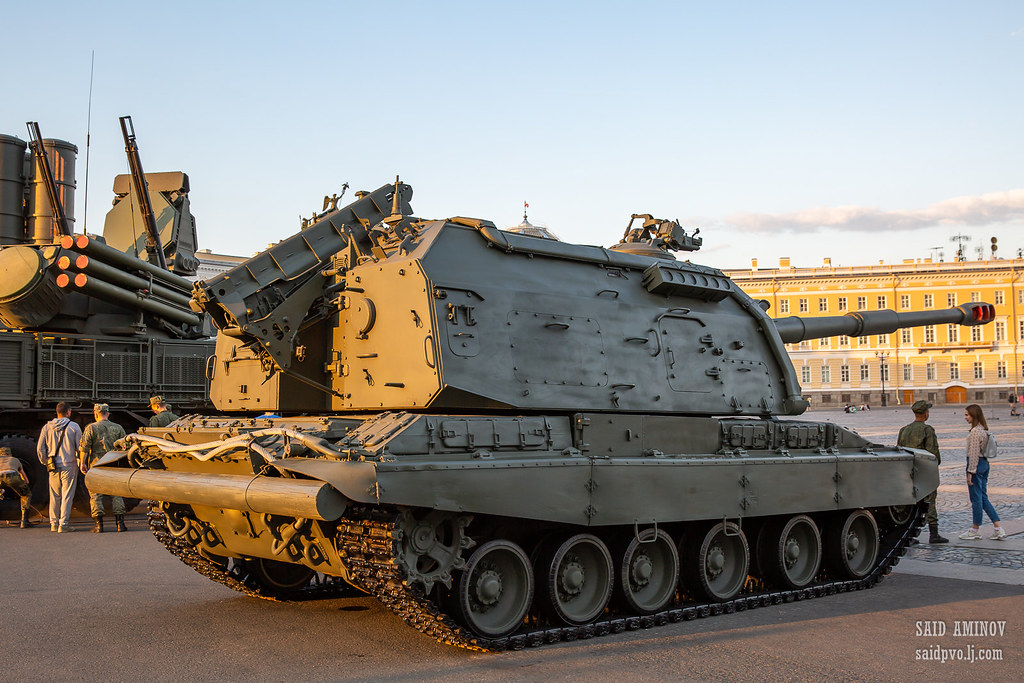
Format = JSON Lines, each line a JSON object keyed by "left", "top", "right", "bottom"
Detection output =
{"left": 88, "top": 180, "right": 993, "bottom": 650}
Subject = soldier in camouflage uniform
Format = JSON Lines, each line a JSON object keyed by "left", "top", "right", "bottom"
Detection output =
{"left": 897, "top": 400, "right": 949, "bottom": 544}
{"left": 79, "top": 404, "right": 128, "bottom": 532}
{"left": 149, "top": 395, "right": 179, "bottom": 428}
{"left": 0, "top": 446, "right": 35, "bottom": 528}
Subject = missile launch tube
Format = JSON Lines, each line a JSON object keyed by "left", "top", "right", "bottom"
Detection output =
{"left": 58, "top": 254, "right": 193, "bottom": 308}
{"left": 60, "top": 234, "right": 194, "bottom": 292}
{"left": 59, "top": 272, "right": 201, "bottom": 327}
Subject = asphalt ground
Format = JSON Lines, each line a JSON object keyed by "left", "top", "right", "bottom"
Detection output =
{"left": 2, "top": 405, "right": 1022, "bottom": 681}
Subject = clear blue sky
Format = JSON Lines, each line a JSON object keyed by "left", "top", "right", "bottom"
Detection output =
{"left": 2, "top": 1, "right": 1022, "bottom": 269}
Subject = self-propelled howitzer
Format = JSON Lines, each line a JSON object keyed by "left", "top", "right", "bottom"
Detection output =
{"left": 88, "top": 181, "right": 993, "bottom": 650}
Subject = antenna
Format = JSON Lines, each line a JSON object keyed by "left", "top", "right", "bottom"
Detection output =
{"left": 83, "top": 50, "right": 95, "bottom": 235}
{"left": 927, "top": 246, "right": 944, "bottom": 262}
{"left": 950, "top": 233, "right": 971, "bottom": 261}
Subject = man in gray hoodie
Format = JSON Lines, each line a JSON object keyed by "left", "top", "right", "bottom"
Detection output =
{"left": 37, "top": 402, "right": 82, "bottom": 532}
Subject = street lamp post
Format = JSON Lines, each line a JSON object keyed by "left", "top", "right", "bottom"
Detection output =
{"left": 876, "top": 351, "right": 889, "bottom": 407}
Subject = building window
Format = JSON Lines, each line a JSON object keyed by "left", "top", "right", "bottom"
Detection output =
{"left": 950, "top": 362, "right": 960, "bottom": 380}
{"left": 924, "top": 325, "right": 935, "bottom": 343}
{"left": 838, "top": 297, "right": 848, "bottom": 311}
{"left": 998, "top": 361, "right": 1007, "bottom": 379}
{"left": 838, "top": 335, "right": 849, "bottom": 347}
{"left": 858, "top": 335, "right": 869, "bottom": 345}
{"left": 903, "top": 364, "right": 913, "bottom": 381}
{"left": 971, "top": 326, "right": 983, "bottom": 342}
{"left": 820, "top": 366, "right": 831, "bottom": 383}
{"left": 1019, "top": 319, "right": 1024, "bottom": 342}
{"left": 995, "top": 290, "right": 1004, "bottom": 305}
{"left": 779, "top": 299, "right": 790, "bottom": 314}
{"left": 947, "top": 324, "right": 959, "bottom": 343}
{"left": 1019, "top": 290, "right": 1024, "bottom": 305}
{"left": 974, "top": 362, "right": 984, "bottom": 379}
{"left": 860, "top": 364, "right": 870, "bottom": 381}
{"left": 877, "top": 295, "right": 886, "bottom": 309}
{"left": 996, "top": 321, "right": 1005, "bottom": 341}
{"left": 924, "top": 294, "right": 934, "bottom": 308}
{"left": 901, "top": 328, "right": 912, "bottom": 344}
{"left": 877, "top": 334, "right": 888, "bottom": 345}
{"left": 801, "top": 366, "right": 811, "bottom": 383}
{"left": 881, "top": 364, "right": 890, "bottom": 382}
{"left": 819, "top": 337, "right": 831, "bottom": 349}
{"left": 947, "top": 293, "right": 957, "bottom": 307}
{"left": 926, "top": 363, "right": 937, "bottom": 381}
{"left": 799, "top": 298, "right": 808, "bottom": 313}
{"left": 969, "top": 291, "right": 979, "bottom": 303}
{"left": 799, "top": 340, "right": 811, "bottom": 349}
{"left": 900, "top": 294, "right": 910, "bottom": 309}
{"left": 840, "top": 365, "right": 850, "bottom": 382}
{"left": 857, "top": 296, "right": 867, "bottom": 310}
{"left": 818, "top": 298, "right": 828, "bottom": 312}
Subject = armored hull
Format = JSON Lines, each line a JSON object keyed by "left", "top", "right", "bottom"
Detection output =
{"left": 87, "top": 182, "right": 991, "bottom": 648}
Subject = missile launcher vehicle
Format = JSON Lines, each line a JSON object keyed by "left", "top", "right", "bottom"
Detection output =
{"left": 0, "top": 120, "right": 212, "bottom": 518}
{"left": 87, "top": 180, "right": 995, "bottom": 649}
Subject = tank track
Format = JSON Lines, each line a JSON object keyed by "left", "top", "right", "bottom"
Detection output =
{"left": 149, "top": 501, "right": 924, "bottom": 651}
{"left": 146, "top": 502, "right": 354, "bottom": 602}
{"left": 337, "top": 503, "right": 927, "bottom": 652}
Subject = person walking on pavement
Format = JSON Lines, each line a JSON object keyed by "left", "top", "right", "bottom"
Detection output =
{"left": 959, "top": 404, "right": 1005, "bottom": 540}
{"left": 79, "top": 403, "right": 128, "bottom": 532}
{"left": 897, "top": 400, "right": 948, "bottom": 544}
{"left": 149, "top": 395, "right": 179, "bottom": 428}
{"left": 37, "top": 402, "right": 82, "bottom": 532}
{"left": 0, "top": 446, "right": 35, "bottom": 528}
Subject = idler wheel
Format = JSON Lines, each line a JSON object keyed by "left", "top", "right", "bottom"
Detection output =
{"left": 614, "top": 529, "right": 679, "bottom": 614}
{"left": 684, "top": 522, "right": 749, "bottom": 602}
{"left": 825, "top": 509, "right": 879, "bottom": 579}
{"left": 885, "top": 505, "right": 915, "bottom": 527}
{"left": 535, "top": 533, "right": 613, "bottom": 625}
{"left": 453, "top": 539, "right": 534, "bottom": 638}
{"left": 759, "top": 515, "right": 822, "bottom": 589}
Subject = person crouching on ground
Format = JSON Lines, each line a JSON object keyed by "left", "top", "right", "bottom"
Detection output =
{"left": 959, "top": 404, "right": 1005, "bottom": 540}
{"left": 0, "top": 446, "right": 35, "bottom": 528}
{"left": 79, "top": 403, "right": 128, "bottom": 533}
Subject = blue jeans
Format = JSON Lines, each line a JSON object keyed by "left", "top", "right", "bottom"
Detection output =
{"left": 967, "top": 458, "right": 1000, "bottom": 527}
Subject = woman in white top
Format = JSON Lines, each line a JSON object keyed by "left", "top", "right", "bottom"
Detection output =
{"left": 959, "top": 404, "right": 1005, "bottom": 540}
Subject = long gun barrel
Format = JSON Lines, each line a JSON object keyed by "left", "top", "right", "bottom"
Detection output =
{"left": 119, "top": 116, "right": 167, "bottom": 270}
{"left": 773, "top": 303, "right": 996, "bottom": 344}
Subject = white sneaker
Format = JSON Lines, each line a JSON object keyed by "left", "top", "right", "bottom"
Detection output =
{"left": 959, "top": 528, "right": 982, "bottom": 540}
{"left": 990, "top": 528, "right": 1007, "bottom": 540}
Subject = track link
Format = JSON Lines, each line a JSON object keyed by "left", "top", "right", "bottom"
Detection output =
{"left": 150, "top": 501, "right": 925, "bottom": 651}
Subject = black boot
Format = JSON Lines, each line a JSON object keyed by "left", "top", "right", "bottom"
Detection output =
{"left": 20, "top": 510, "right": 35, "bottom": 528}
{"left": 929, "top": 524, "right": 949, "bottom": 544}
{"left": 92, "top": 516, "right": 104, "bottom": 533}
{"left": 115, "top": 515, "right": 126, "bottom": 532}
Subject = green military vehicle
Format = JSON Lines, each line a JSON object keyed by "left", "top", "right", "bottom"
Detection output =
{"left": 0, "top": 120, "right": 212, "bottom": 518}
{"left": 87, "top": 180, "right": 993, "bottom": 649}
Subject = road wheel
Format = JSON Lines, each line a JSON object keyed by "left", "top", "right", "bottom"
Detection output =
{"left": 249, "top": 557, "right": 316, "bottom": 592}
{"left": 614, "top": 529, "right": 678, "bottom": 614}
{"left": 684, "top": 522, "right": 749, "bottom": 602}
{"left": 453, "top": 539, "right": 534, "bottom": 638}
{"left": 760, "top": 515, "right": 821, "bottom": 589}
{"left": 535, "top": 533, "right": 614, "bottom": 625}
{"left": 825, "top": 509, "right": 879, "bottom": 579}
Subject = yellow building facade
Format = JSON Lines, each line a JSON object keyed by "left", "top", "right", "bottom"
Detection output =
{"left": 725, "top": 256, "right": 1024, "bottom": 407}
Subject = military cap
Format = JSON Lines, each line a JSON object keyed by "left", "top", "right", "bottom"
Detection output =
{"left": 0, "top": 445, "right": 11, "bottom": 457}
{"left": 149, "top": 395, "right": 165, "bottom": 407}
{"left": 911, "top": 400, "right": 932, "bottom": 414}
{"left": 93, "top": 403, "right": 110, "bottom": 413}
